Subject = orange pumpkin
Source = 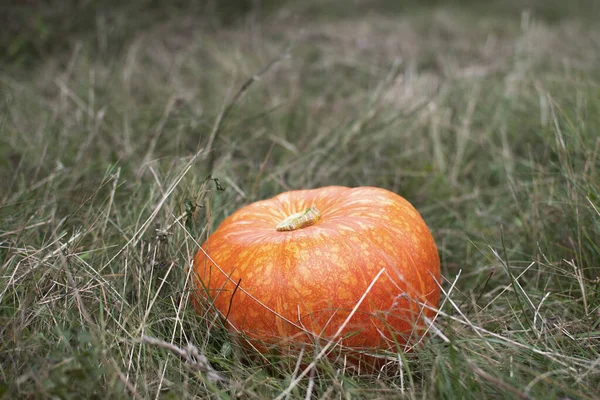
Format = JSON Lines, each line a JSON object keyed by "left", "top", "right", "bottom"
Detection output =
{"left": 192, "top": 186, "right": 440, "bottom": 354}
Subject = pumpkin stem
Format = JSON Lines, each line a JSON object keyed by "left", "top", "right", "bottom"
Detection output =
{"left": 276, "top": 206, "right": 321, "bottom": 231}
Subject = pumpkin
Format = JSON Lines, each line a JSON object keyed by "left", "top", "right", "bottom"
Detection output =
{"left": 192, "top": 186, "right": 440, "bottom": 354}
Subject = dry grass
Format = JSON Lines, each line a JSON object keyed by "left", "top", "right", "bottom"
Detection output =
{"left": 1, "top": 1, "right": 600, "bottom": 398}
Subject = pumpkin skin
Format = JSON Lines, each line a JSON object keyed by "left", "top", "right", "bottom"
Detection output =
{"left": 192, "top": 186, "right": 440, "bottom": 353}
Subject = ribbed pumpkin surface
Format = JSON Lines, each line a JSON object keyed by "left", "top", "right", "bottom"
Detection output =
{"left": 192, "top": 186, "right": 440, "bottom": 351}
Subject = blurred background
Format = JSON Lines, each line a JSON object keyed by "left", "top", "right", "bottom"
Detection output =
{"left": 3, "top": 0, "right": 598, "bottom": 66}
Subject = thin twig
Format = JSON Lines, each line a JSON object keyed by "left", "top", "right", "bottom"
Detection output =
{"left": 225, "top": 278, "right": 242, "bottom": 321}
{"left": 140, "top": 335, "right": 227, "bottom": 383}
{"left": 206, "top": 46, "right": 291, "bottom": 173}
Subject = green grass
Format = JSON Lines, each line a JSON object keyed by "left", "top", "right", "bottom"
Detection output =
{"left": 1, "top": 0, "right": 600, "bottom": 398}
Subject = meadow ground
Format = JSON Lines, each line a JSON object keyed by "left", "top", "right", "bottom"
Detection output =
{"left": 1, "top": 0, "right": 599, "bottom": 398}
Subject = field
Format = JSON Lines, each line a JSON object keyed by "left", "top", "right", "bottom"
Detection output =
{"left": 1, "top": 0, "right": 599, "bottom": 398}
